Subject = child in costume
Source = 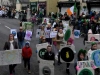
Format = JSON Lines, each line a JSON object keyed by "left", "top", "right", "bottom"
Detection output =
{"left": 22, "top": 41, "right": 32, "bottom": 74}
{"left": 66, "top": 38, "right": 76, "bottom": 75}
{"left": 87, "top": 42, "right": 99, "bottom": 74}
{"left": 75, "top": 49, "right": 87, "bottom": 74}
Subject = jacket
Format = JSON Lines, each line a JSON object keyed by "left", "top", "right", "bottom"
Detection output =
{"left": 17, "top": 31, "right": 25, "bottom": 41}
{"left": 22, "top": 47, "right": 32, "bottom": 58}
{"left": 44, "top": 51, "right": 55, "bottom": 60}
{"left": 4, "top": 41, "right": 18, "bottom": 50}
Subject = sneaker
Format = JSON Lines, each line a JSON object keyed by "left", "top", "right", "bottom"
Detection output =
{"left": 28, "top": 70, "right": 31, "bottom": 74}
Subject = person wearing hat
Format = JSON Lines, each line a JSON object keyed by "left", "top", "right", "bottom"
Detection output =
{"left": 22, "top": 41, "right": 32, "bottom": 74}
{"left": 17, "top": 27, "right": 25, "bottom": 49}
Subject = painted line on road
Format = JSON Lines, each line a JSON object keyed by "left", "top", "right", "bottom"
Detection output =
{"left": 5, "top": 26, "right": 11, "bottom": 29}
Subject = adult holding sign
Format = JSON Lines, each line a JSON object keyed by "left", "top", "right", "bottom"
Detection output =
{"left": 3, "top": 34, "right": 18, "bottom": 75}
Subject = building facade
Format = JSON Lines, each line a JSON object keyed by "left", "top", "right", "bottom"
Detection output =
{"left": 30, "top": 0, "right": 58, "bottom": 15}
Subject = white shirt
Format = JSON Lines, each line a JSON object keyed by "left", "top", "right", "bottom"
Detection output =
{"left": 87, "top": 49, "right": 95, "bottom": 60}
{"left": 10, "top": 40, "right": 14, "bottom": 50}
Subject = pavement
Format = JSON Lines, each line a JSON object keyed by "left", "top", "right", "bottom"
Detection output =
{"left": 0, "top": 18, "right": 85, "bottom": 75}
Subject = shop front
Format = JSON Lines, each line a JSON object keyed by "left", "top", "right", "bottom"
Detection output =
{"left": 57, "top": 1, "right": 80, "bottom": 15}
{"left": 86, "top": 1, "right": 100, "bottom": 13}
{"left": 30, "top": 2, "right": 37, "bottom": 13}
{"left": 38, "top": 2, "right": 46, "bottom": 16}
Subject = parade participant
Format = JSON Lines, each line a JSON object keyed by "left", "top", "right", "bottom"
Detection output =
{"left": 39, "top": 36, "right": 46, "bottom": 44}
{"left": 44, "top": 45, "right": 55, "bottom": 60}
{"left": 66, "top": 38, "right": 75, "bottom": 75}
{"left": 17, "top": 27, "right": 25, "bottom": 49}
{"left": 45, "top": 23, "right": 52, "bottom": 44}
{"left": 55, "top": 28, "right": 64, "bottom": 65}
{"left": 4, "top": 34, "right": 18, "bottom": 75}
{"left": 83, "top": 29, "right": 92, "bottom": 45}
{"left": 58, "top": 21, "right": 64, "bottom": 29}
{"left": 87, "top": 43, "right": 97, "bottom": 60}
{"left": 22, "top": 41, "right": 32, "bottom": 74}
{"left": 87, "top": 43, "right": 99, "bottom": 74}
{"left": 75, "top": 49, "right": 87, "bottom": 74}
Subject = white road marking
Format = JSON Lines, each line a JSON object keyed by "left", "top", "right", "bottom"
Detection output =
{"left": 5, "top": 26, "right": 11, "bottom": 29}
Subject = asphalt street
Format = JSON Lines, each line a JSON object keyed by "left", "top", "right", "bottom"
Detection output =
{"left": 0, "top": 18, "right": 85, "bottom": 75}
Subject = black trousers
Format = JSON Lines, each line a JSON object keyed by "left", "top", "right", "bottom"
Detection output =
{"left": 23, "top": 58, "right": 30, "bottom": 70}
{"left": 9, "top": 64, "right": 17, "bottom": 74}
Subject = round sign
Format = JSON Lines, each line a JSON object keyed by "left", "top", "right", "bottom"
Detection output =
{"left": 38, "top": 48, "right": 47, "bottom": 59}
{"left": 79, "top": 69, "right": 93, "bottom": 75}
{"left": 12, "top": 31, "right": 16, "bottom": 36}
{"left": 74, "top": 31, "right": 79, "bottom": 36}
{"left": 92, "top": 50, "right": 100, "bottom": 67}
{"left": 60, "top": 47, "right": 74, "bottom": 62}
{"left": 42, "top": 66, "right": 51, "bottom": 75}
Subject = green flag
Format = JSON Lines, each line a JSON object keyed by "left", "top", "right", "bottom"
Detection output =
{"left": 74, "top": 3, "right": 77, "bottom": 13}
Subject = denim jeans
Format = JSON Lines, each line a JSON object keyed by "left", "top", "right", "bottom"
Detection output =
{"left": 18, "top": 41, "right": 25, "bottom": 49}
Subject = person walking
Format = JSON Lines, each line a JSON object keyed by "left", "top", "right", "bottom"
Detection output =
{"left": 22, "top": 41, "right": 32, "bottom": 74}
{"left": 17, "top": 27, "right": 25, "bottom": 49}
{"left": 3, "top": 34, "right": 18, "bottom": 75}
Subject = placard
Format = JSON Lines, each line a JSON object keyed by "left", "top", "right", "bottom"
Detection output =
{"left": 91, "top": 50, "right": 100, "bottom": 68}
{"left": 50, "top": 31, "right": 57, "bottom": 38}
{"left": 74, "top": 30, "right": 80, "bottom": 38}
{"left": 88, "top": 34, "right": 100, "bottom": 41}
{"left": 45, "top": 30, "right": 50, "bottom": 38}
{"left": 25, "top": 30, "right": 32, "bottom": 40}
{"left": 0, "top": 49, "right": 22, "bottom": 65}
{"left": 36, "top": 29, "right": 41, "bottom": 38}
{"left": 59, "top": 44, "right": 75, "bottom": 63}
{"left": 36, "top": 43, "right": 49, "bottom": 61}
{"left": 85, "top": 41, "right": 100, "bottom": 50}
{"left": 77, "top": 61, "right": 94, "bottom": 75}
{"left": 10, "top": 29, "right": 17, "bottom": 39}
{"left": 42, "top": 18, "right": 50, "bottom": 24}
{"left": 39, "top": 60, "right": 54, "bottom": 75}
{"left": 22, "top": 22, "right": 33, "bottom": 31}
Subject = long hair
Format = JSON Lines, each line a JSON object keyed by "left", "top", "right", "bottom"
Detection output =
{"left": 8, "top": 34, "right": 14, "bottom": 41}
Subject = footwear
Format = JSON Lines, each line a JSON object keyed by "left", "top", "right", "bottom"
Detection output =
{"left": 66, "top": 69, "right": 70, "bottom": 75}
{"left": 28, "top": 70, "right": 31, "bottom": 74}
{"left": 57, "top": 62, "right": 62, "bottom": 65}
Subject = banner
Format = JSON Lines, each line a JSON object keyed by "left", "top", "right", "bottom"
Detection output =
{"left": 22, "top": 22, "right": 33, "bottom": 31}
{"left": 77, "top": 61, "right": 94, "bottom": 75}
{"left": 50, "top": 31, "right": 57, "bottom": 38}
{"left": 0, "top": 49, "right": 22, "bottom": 65}
{"left": 88, "top": 34, "right": 100, "bottom": 41}
{"left": 91, "top": 50, "right": 100, "bottom": 68}
{"left": 39, "top": 60, "right": 54, "bottom": 75}
{"left": 74, "top": 30, "right": 80, "bottom": 38}
{"left": 10, "top": 29, "right": 17, "bottom": 39}
{"left": 85, "top": 41, "right": 100, "bottom": 50}
{"left": 25, "top": 30, "right": 32, "bottom": 40}
{"left": 45, "top": 30, "right": 50, "bottom": 38}
{"left": 59, "top": 44, "right": 75, "bottom": 63}
{"left": 36, "top": 29, "right": 41, "bottom": 38}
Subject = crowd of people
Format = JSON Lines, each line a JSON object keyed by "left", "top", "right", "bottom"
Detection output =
{"left": 1, "top": 5, "right": 100, "bottom": 75}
